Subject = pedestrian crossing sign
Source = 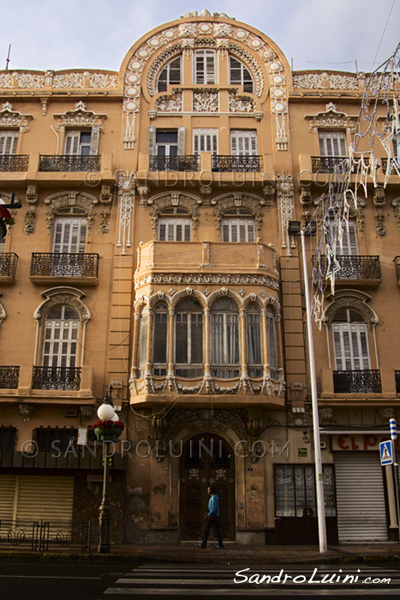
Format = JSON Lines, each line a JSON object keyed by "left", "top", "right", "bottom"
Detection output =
{"left": 379, "top": 440, "right": 393, "bottom": 466}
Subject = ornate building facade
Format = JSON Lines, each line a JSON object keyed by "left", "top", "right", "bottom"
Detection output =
{"left": 0, "top": 10, "right": 398, "bottom": 547}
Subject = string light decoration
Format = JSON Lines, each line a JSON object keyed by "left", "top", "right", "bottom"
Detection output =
{"left": 310, "top": 43, "right": 400, "bottom": 328}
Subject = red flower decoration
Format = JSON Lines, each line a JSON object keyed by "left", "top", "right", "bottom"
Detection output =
{"left": 90, "top": 419, "right": 124, "bottom": 430}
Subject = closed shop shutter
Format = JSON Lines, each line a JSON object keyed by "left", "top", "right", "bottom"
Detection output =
{"left": 16, "top": 475, "right": 74, "bottom": 524}
{"left": 334, "top": 452, "right": 388, "bottom": 542}
{"left": 0, "top": 475, "right": 17, "bottom": 521}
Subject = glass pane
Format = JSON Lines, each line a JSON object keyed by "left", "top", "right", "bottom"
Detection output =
{"left": 275, "top": 466, "right": 295, "bottom": 517}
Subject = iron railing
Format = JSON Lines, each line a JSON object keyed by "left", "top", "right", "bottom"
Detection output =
{"left": 0, "top": 520, "right": 91, "bottom": 552}
{"left": 0, "top": 252, "right": 18, "bottom": 278}
{"left": 30, "top": 253, "right": 99, "bottom": 278}
{"left": 32, "top": 366, "right": 81, "bottom": 390}
{"left": 395, "top": 370, "right": 400, "bottom": 394}
{"left": 0, "top": 366, "right": 19, "bottom": 388}
{"left": 0, "top": 154, "right": 29, "bottom": 171}
{"left": 333, "top": 369, "right": 382, "bottom": 393}
{"left": 314, "top": 255, "right": 381, "bottom": 281}
{"left": 149, "top": 155, "right": 200, "bottom": 171}
{"left": 39, "top": 155, "right": 101, "bottom": 172}
{"left": 212, "top": 155, "right": 261, "bottom": 172}
{"left": 311, "top": 156, "right": 349, "bottom": 173}
{"left": 381, "top": 158, "right": 399, "bottom": 175}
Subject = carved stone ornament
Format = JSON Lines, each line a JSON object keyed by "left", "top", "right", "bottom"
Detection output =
{"left": 34, "top": 287, "right": 90, "bottom": 326}
{"left": 214, "top": 193, "right": 264, "bottom": 236}
{"left": 228, "top": 90, "right": 255, "bottom": 113}
{"left": 44, "top": 191, "right": 99, "bottom": 234}
{"left": 305, "top": 102, "right": 358, "bottom": 134}
{"left": 0, "top": 102, "right": 32, "bottom": 132}
{"left": 24, "top": 184, "right": 39, "bottom": 235}
{"left": 155, "top": 90, "right": 182, "bottom": 112}
{"left": 323, "top": 293, "right": 378, "bottom": 329}
{"left": 80, "top": 406, "right": 96, "bottom": 420}
{"left": 53, "top": 101, "right": 106, "bottom": 132}
{"left": 392, "top": 197, "right": 400, "bottom": 230}
{"left": 0, "top": 302, "right": 5, "bottom": 326}
{"left": 19, "top": 403, "right": 35, "bottom": 422}
{"left": 99, "top": 185, "right": 113, "bottom": 234}
{"left": 373, "top": 187, "right": 386, "bottom": 237}
{"left": 0, "top": 71, "right": 118, "bottom": 90}
{"left": 193, "top": 90, "right": 219, "bottom": 112}
{"left": 277, "top": 173, "right": 294, "bottom": 252}
{"left": 150, "top": 193, "right": 200, "bottom": 235}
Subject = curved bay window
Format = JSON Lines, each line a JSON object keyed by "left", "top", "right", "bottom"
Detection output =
{"left": 247, "top": 302, "right": 262, "bottom": 378}
{"left": 221, "top": 208, "right": 255, "bottom": 242}
{"left": 153, "top": 302, "right": 168, "bottom": 376}
{"left": 266, "top": 306, "right": 279, "bottom": 379}
{"left": 211, "top": 298, "right": 240, "bottom": 379}
{"left": 157, "top": 56, "right": 181, "bottom": 92}
{"left": 175, "top": 297, "right": 203, "bottom": 378}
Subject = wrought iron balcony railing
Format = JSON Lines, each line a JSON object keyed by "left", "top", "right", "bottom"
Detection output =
{"left": 311, "top": 156, "right": 349, "bottom": 173}
{"left": 38, "top": 155, "right": 100, "bottom": 172}
{"left": 0, "top": 253, "right": 18, "bottom": 278}
{"left": 396, "top": 370, "right": 400, "bottom": 394}
{"left": 30, "top": 253, "right": 99, "bottom": 278}
{"left": 149, "top": 155, "right": 200, "bottom": 171}
{"left": 0, "top": 154, "right": 29, "bottom": 171}
{"left": 314, "top": 255, "right": 381, "bottom": 281}
{"left": 212, "top": 155, "right": 261, "bottom": 172}
{"left": 32, "top": 366, "right": 81, "bottom": 390}
{"left": 0, "top": 366, "right": 20, "bottom": 389}
{"left": 333, "top": 369, "right": 382, "bottom": 393}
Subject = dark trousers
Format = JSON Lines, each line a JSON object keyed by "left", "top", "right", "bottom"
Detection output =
{"left": 201, "top": 516, "right": 223, "bottom": 548}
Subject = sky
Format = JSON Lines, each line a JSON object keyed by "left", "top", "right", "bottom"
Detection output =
{"left": 0, "top": 0, "right": 399, "bottom": 73}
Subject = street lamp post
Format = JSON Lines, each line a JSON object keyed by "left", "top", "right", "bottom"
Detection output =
{"left": 93, "top": 385, "right": 123, "bottom": 554}
{"left": 288, "top": 221, "right": 328, "bottom": 554}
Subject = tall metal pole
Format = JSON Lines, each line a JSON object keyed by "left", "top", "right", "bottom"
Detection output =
{"left": 300, "top": 230, "right": 328, "bottom": 553}
{"left": 98, "top": 441, "right": 111, "bottom": 553}
{"left": 389, "top": 418, "right": 400, "bottom": 543}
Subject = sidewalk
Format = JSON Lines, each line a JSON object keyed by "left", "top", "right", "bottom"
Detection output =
{"left": 2, "top": 542, "right": 398, "bottom": 565}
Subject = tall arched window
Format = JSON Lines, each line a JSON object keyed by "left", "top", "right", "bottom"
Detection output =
{"left": 211, "top": 298, "right": 240, "bottom": 378}
{"left": 247, "top": 302, "right": 262, "bottom": 378}
{"left": 266, "top": 306, "right": 278, "bottom": 379}
{"left": 175, "top": 297, "right": 203, "bottom": 378}
{"left": 332, "top": 308, "right": 370, "bottom": 370}
{"left": 157, "top": 56, "right": 181, "bottom": 92}
{"left": 137, "top": 307, "right": 148, "bottom": 378}
{"left": 153, "top": 302, "right": 168, "bottom": 376}
{"left": 229, "top": 56, "right": 253, "bottom": 92}
{"left": 42, "top": 306, "right": 79, "bottom": 368}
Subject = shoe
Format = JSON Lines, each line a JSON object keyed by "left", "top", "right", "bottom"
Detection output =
{"left": 197, "top": 544, "right": 206, "bottom": 548}
{"left": 216, "top": 545, "right": 224, "bottom": 549}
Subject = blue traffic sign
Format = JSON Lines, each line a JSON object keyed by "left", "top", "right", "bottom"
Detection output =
{"left": 380, "top": 440, "right": 394, "bottom": 466}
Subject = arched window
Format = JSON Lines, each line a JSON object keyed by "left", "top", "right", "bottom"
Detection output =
{"left": 247, "top": 302, "right": 262, "bottom": 378}
{"left": 175, "top": 297, "right": 203, "bottom": 378}
{"left": 42, "top": 306, "right": 79, "bottom": 369}
{"left": 229, "top": 56, "right": 253, "bottom": 93}
{"left": 221, "top": 208, "right": 255, "bottom": 242}
{"left": 211, "top": 298, "right": 240, "bottom": 378}
{"left": 332, "top": 308, "right": 370, "bottom": 371}
{"left": 158, "top": 207, "right": 191, "bottom": 241}
{"left": 157, "top": 56, "right": 181, "bottom": 92}
{"left": 153, "top": 302, "right": 168, "bottom": 376}
{"left": 266, "top": 306, "right": 278, "bottom": 379}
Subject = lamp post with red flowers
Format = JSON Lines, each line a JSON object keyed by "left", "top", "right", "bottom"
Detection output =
{"left": 91, "top": 385, "right": 124, "bottom": 553}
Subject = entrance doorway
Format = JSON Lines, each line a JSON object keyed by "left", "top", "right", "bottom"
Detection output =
{"left": 179, "top": 433, "right": 235, "bottom": 541}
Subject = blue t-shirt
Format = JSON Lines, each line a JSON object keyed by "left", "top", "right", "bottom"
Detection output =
{"left": 207, "top": 493, "right": 220, "bottom": 517}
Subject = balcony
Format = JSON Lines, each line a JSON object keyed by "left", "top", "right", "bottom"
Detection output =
{"left": 0, "top": 253, "right": 18, "bottom": 283}
{"left": 32, "top": 366, "right": 82, "bottom": 391}
{"left": 311, "top": 156, "right": 349, "bottom": 174}
{"left": 212, "top": 155, "right": 261, "bottom": 172}
{"left": 30, "top": 253, "right": 99, "bottom": 285}
{"left": 149, "top": 155, "right": 200, "bottom": 171}
{"left": 0, "top": 155, "right": 29, "bottom": 171}
{"left": 38, "top": 155, "right": 100, "bottom": 172}
{"left": 0, "top": 366, "right": 20, "bottom": 389}
{"left": 313, "top": 255, "right": 381, "bottom": 287}
{"left": 333, "top": 370, "right": 382, "bottom": 394}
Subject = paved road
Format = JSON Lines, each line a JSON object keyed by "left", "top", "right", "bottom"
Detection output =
{"left": 100, "top": 563, "right": 400, "bottom": 598}
{"left": 1, "top": 561, "right": 399, "bottom": 599}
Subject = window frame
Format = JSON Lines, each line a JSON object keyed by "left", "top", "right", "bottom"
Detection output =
{"left": 246, "top": 302, "right": 263, "bottom": 378}
{"left": 318, "top": 131, "right": 347, "bottom": 157}
{"left": 157, "top": 56, "right": 181, "bottom": 93}
{"left": 210, "top": 298, "right": 240, "bottom": 379}
{"left": 175, "top": 297, "right": 204, "bottom": 378}
{"left": 0, "top": 130, "right": 18, "bottom": 155}
{"left": 229, "top": 56, "right": 253, "bottom": 93}
{"left": 193, "top": 128, "right": 218, "bottom": 155}
{"left": 152, "top": 302, "right": 168, "bottom": 376}
{"left": 332, "top": 309, "right": 371, "bottom": 371}
{"left": 194, "top": 49, "right": 217, "bottom": 84}
{"left": 42, "top": 305, "right": 80, "bottom": 369}
{"left": 230, "top": 130, "right": 258, "bottom": 156}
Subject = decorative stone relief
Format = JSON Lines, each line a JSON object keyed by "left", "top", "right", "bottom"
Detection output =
{"left": 0, "top": 71, "right": 119, "bottom": 90}
{"left": 299, "top": 185, "right": 312, "bottom": 222}
{"left": 293, "top": 72, "right": 360, "bottom": 90}
{"left": 99, "top": 185, "right": 113, "bottom": 234}
{"left": 0, "top": 102, "right": 32, "bottom": 132}
{"left": 213, "top": 194, "right": 265, "bottom": 236}
{"left": 193, "top": 89, "right": 219, "bottom": 112}
{"left": 19, "top": 403, "right": 35, "bottom": 422}
{"left": 305, "top": 102, "right": 358, "bottom": 134}
{"left": 44, "top": 191, "right": 99, "bottom": 234}
{"left": 53, "top": 101, "right": 106, "bottom": 131}
{"left": 117, "top": 172, "right": 135, "bottom": 254}
{"left": 228, "top": 90, "right": 254, "bottom": 112}
{"left": 277, "top": 174, "right": 294, "bottom": 253}
{"left": 80, "top": 406, "right": 96, "bottom": 420}
{"left": 392, "top": 197, "right": 400, "bottom": 230}
{"left": 149, "top": 193, "right": 200, "bottom": 235}
{"left": 135, "top": 272, "right": 279, "bottom": 291}
{"left": 323, "top": 294, "right": 378, "bottom": 329}
{"left": 155, "top": 90, "right": 182, "bottom": 112}
{"left": 0, "top": 302, "right": 5, "bottom": 326}
{"left": 373, "top": 187, "right": 386, "bottom": 237}
{"left": 34, "top": 288, "right": 90, "bottom": 326}
{"left": 24, "top": 184, "right": 38, "bottom": 235}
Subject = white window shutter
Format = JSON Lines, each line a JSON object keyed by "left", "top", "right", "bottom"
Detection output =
{"left": 177, "top": 127, "right": 186, "bottom": 156}
{"left": 64, "top": 131, "right": 80, "bottom": 155}
{"left": 90, "top": 125, "right": 100, "bottom": 155}
{"left": 148, "top": 126, "right": 156, "bottom": 155}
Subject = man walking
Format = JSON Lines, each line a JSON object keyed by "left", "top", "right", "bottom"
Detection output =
{"left": 198, "top": 486, "right": 224, "bottom": 549}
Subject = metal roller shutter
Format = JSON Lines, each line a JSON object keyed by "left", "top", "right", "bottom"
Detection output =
{"left": 334, "top": 452, "right": 388, "bottom": 542}
{"left": 16, "top": 475, "right": 74, "bottom": 524}
{"left": 0, "top": 475, "right": 17, "bottom": 521}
